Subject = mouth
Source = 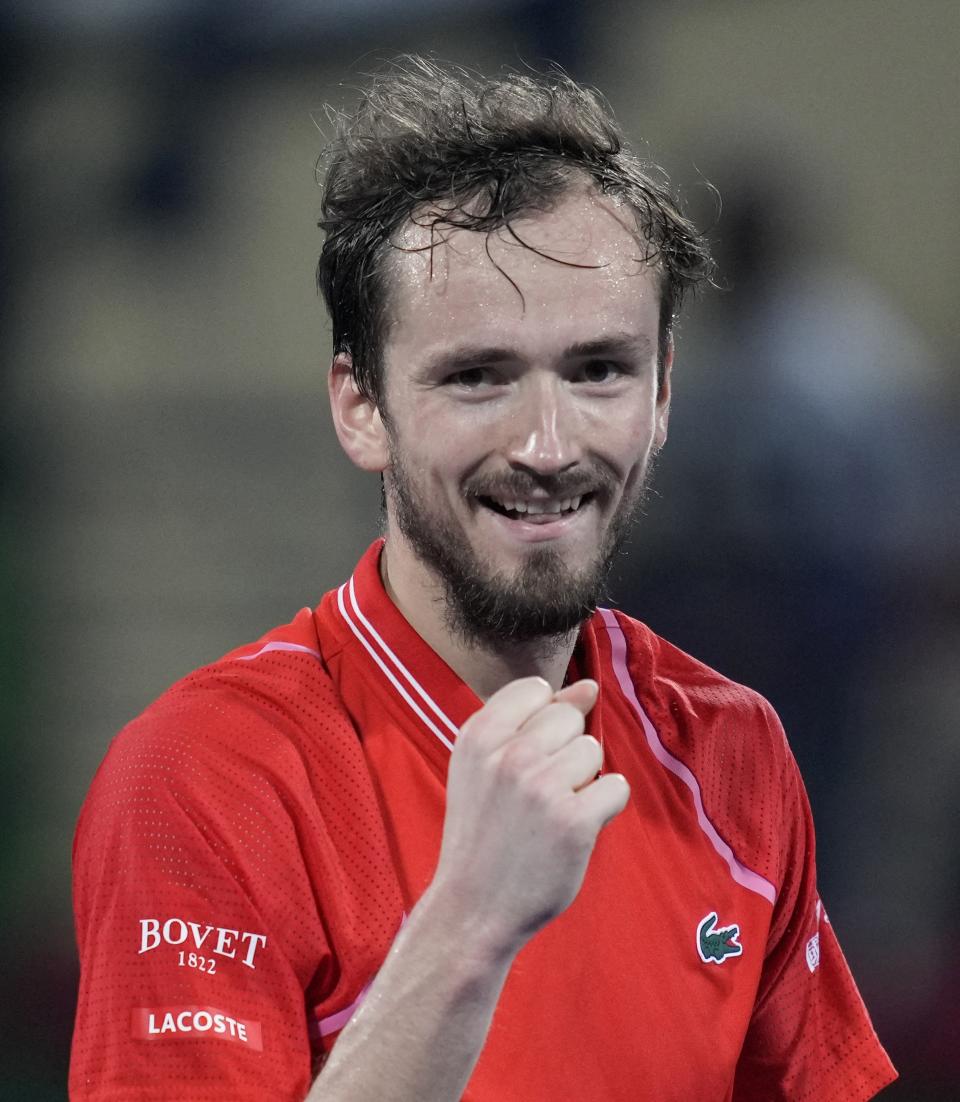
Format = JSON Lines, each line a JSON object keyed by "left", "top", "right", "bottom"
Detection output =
{"left": 475, "top": 492, "right": 596, "bottom": 530}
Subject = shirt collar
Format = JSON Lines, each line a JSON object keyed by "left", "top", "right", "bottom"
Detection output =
{"left": 331, "top": 539, "right": 605, "bottom": 753}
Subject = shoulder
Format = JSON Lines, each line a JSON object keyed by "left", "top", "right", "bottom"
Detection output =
{"left": 77, "top": 606, "right": 365, "bottom": 853}
{"left": 596, "top": 607, "right": 796, "bottom": 884}
{"left": 597, "top": 607, "right": 785, "bottom": 745}
{"left": 70, "top": 607, "right": 405, "bottom": 1096}
{"left": 73, "top": 606, "right": 402, "bottom": 959}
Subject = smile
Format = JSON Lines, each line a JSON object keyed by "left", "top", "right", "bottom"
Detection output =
{"left": 473, "top": 493, "right": 598, "bottom": 541}
{"left": 478, "top": 493, "right": 592, "bottom": 521}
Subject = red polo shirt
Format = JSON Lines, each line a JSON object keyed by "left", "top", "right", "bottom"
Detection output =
{"left": 71, "top": 540, "right": 896, "bottom": 1100}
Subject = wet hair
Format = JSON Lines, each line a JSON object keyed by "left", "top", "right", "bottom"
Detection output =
{"left": 317, "top": 55, "right": 714, "bottom": 403}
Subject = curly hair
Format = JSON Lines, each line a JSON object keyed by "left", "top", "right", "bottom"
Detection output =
{"left": 317, "top": 55, "right": 714, "bottom": 403}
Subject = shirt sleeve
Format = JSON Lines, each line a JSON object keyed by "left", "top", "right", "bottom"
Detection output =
{"left": 732, "top": 709, "right": 897, "bottom": 1102}
{"left": 70, "top": 696, "right": 334, "bottom": 1102}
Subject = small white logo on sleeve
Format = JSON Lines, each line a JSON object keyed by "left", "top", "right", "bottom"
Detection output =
{"left": 805, "top": 896, "right": 826, "bottom": 973}
{"left": 138, "top": 917, "right": 267, "bottom": 969}
{"left": 132, "top": 1006, "right": 263, "bottom": 1050}
{"left": 805, "top": 932, "right": 820, "bottom": 972}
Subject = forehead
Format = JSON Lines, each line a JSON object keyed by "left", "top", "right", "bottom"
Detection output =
{"left": 382, "top": 186, "right": 662, "bottom": 366}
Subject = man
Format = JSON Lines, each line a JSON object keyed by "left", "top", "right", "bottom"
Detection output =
{"left": 70, "top": 58, "right": 896, "bottom": 1100}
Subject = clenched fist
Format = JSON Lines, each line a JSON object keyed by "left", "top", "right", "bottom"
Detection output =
{"left": 430, "top": 676, "right": 630, "bottom": 962}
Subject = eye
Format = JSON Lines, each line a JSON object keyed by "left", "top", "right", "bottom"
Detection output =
{"left": 579, "top": 360, "right": 622, "bottom": 384}
{"left": 446, "top": 366, "right": 499, "bottom": 388}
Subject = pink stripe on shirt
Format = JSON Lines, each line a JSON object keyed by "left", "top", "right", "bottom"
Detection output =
{"left": 599, "top": 608, "right": 776, "bottom": 906}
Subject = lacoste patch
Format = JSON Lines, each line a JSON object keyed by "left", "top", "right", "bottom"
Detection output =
{"left": 697, "top": 911, "right": 743, "bottom": 964}
{"left": 132, "top": 1006, "right": 263, "bottom": 1050}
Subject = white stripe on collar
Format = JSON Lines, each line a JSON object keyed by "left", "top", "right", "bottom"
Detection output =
{"left": 337, "top": 580, "right": 456, "bottom": 752}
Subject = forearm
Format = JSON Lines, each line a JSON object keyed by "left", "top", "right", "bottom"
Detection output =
{"left": 308, "top": 677, "right": 625, "bottom": 1100}
{"left": 307, "top": 883, "right": 515, "bottom": 1102}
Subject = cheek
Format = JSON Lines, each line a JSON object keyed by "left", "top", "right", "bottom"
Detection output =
{"left": 600, "top": 410, "right": 658, "bottom": 468}
{"left": 390, "top": 439, "right": 468, "bottom": 498}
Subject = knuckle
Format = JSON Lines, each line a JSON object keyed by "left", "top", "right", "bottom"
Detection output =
{"left": 571, "top": 802, "right": 601, "bottom": 840}
{"left": 497, "top": 739, "right": 537, "bottom": 779}
{"left": 457, "top": 711, "right": 510, "bottom": 757}
{"left": 526, "top": 780, "right": 554, "bottom": 814}
{"left": 452, "top": 735, "right": 480, "bottom": 772}
{"left": 559, "top": 813, "right": 595, "bottom": 855}
{"left": 456, "top": 712, "right": 482, "bottom": 747}
{"left": 547, "top": 795, "right": 583, "bottom": 835}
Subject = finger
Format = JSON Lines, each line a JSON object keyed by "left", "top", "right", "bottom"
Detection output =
{"left": 513, "top": 701, "right": 588, "bottom": 759}
{"left": 552, "top": 679, "right": 599, "bottom": 716}
{"left": 542, "top": 734, "right": 604, "bottom": 791}
{"left": 460, "top": 676, "right": 554, "bottom": 751}
{"left": 574, "top": 772, "right": 631, "bottom": 829}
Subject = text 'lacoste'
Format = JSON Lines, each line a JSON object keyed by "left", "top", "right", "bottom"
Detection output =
{"left": 132, "top": 1006, "right": 263, "bottom": 1050}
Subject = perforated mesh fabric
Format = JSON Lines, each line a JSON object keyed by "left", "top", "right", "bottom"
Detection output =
{"left": 616, "top": 612, "right": 896, "bottom": 1101}
{"left": 71, "top": 608, "right": 404, "bottom": 1101}
{"left": 71, "top": 557, "right": 895, "bottom": 1101}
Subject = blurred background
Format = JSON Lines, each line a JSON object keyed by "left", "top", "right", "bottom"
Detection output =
{"left": 2, "top": 0, "right": 957, "bottom": 1098}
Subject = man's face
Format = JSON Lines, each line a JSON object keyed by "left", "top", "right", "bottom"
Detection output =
{"left": 377, "top": 185, "right": 671, "bottom": 646}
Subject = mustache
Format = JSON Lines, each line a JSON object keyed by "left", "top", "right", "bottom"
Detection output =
{"left": 465, "top": 465, "right": 618, "bottom": 501}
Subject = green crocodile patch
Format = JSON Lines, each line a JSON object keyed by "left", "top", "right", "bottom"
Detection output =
{"left": 697, "top": 911, "right": 743, "bottom": 964}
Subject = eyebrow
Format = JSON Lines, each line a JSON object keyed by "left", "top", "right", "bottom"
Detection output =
{"left": 422, "top": 333, "right": 655, "bottom": 374}
{"left": 564, "top": 334, "right": 656, "bottom": 361}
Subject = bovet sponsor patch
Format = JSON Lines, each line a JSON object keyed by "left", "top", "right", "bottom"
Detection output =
{"left": 132, "top": 1006, "right": 263, "bottom": 1051}
{"left": 138, "top": 918, "right": 267, "bottom": 969}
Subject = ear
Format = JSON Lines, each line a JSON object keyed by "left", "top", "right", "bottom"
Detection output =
{"left": 328, "top": 353, "right": 389, "bottom": 472}
{"left": 653, "top": 333, "right": 674, "bottom": 451}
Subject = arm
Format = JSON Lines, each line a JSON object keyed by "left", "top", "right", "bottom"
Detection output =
{"left": 308, "top": 676, "right": 629, "bottom": 1101}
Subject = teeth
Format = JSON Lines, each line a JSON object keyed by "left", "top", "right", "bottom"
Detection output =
{"left": 489, "top": 495, "right": 585, "bottom": 515}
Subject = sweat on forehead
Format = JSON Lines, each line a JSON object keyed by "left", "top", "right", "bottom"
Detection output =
{"left": 375, "top": 189, "right": 665, "bottom": 396}
{"left": 384, "top": 186, "right": 662, "bottom": 313}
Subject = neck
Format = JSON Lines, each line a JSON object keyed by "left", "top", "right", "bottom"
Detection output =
{"left": 379, "top": 539, "right": 578, "bottom": 700}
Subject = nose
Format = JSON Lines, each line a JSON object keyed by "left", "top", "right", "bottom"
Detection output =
{"left": 504, "top": 374, "right": 583, "bottom": 474}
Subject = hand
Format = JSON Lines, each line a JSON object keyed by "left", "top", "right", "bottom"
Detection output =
{"left": 429, "top": 676, "right": 630, "bottom": 962}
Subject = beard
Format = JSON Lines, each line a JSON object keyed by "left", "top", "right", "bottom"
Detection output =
{"left": 386, "top": 446, "right": 657, "bottom": 650}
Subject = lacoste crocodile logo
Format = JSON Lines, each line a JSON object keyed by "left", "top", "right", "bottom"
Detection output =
{"left": 697, "top": 911, "right": 743, "bottom": 964}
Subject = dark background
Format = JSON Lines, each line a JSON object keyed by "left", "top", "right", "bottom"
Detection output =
{"left": 2, "top": 1, "right": 957, "bottom": 1097}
